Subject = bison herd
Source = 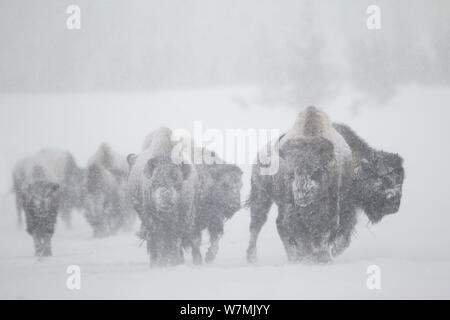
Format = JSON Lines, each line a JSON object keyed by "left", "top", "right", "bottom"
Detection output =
{"left": 11, "top": 106, "right": 404, "bottom": 266}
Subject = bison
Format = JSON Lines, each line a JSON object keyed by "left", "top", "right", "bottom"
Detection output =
{"left": 22, "top": 180, "right": 60, "bottom": 257}
{"left": 127, "top": 127, "right": 243, "bottom": 266}
{"left": 13, "top": 149, "right": 84, "bottom": 229}
{"left": 188, "top": 148, "right": 243, "bottom": 263}
{"left": 127, "top": 128, "right": 197, "bottom": 266}
{"left": 83, "top": 143, "right": 134, "bottom": 237}
{"left": 246, "top": 106, "right": 354, "bottom": 263}
{"left": 12, "top": 149, "right": 83, "bottom": 256}
{"left": 330, "top": 123, "right": 405, "bottom": 256}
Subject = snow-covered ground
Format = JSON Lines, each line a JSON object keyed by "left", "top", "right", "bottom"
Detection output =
{"left": 1, "top": 87, "right": 450, "bottom": 299}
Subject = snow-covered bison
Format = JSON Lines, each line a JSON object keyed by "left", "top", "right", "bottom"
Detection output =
{"left": 193, "top": 157, "right": 243, "bottom": 263}
{"left": 84, "top": 143, "right": 134, "bottom": 237}
{"left": 333, "top": 123, "right": 404, "bottom": 222}
{"left": 12, "top": 149, "right": 83, "bottom": 256}
{"left": 13, "top": 149, "right": 84, "bottom": 229}
{"left": 246, "top": 106, "right": 355, "bottom": 263}
{"left": 127, "top": 127, "right": 243, "bottom": 267}
{"left": 329, "top": 123, "right": 405, "bottom": 256}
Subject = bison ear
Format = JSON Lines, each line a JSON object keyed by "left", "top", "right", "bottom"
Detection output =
{"left": 180, "top": 163, "right": 192, "bottom": 180}
{"left": 144, "top": 158, "right": 158, "bottom": 179}
{"left": 278, "top": 139, "right": 294, "bottom": 160}
{"left": 127, "top": 154, "right": 137, "bottom": 168}
{"left": 230, "top": 165, "right": 243, "bottom": 176}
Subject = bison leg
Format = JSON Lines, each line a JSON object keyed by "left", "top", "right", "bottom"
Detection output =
{"left": 247, "top": 194, "right": 273, "bottom": 263}
{"left": 15, "top": 195, "right": 23, "bottom": 227}
{"left": 59, "top": 201, "right": 73, "bottom": 229}
{"left": 167, "top": 238, "right": 185, "bottom": 266}
{"left": 190, "top": 231, "right": 203, "bottom": 265}
{"left": 331, "top": 234, "right": 351, "bottom": 257}
{"left": 205, "top": 220, "right": 224, "bottom": 264}
{"left": 42, "top": 233, "right": 52, "bottom": 257}
{"left": 330, "top": 221, "right": 355, "bottom": 258}
{"left": 32, "top": 232, "right": 43, "bottom": 257}
{"left": 147, "top": 239, "right": 160, "bottom": 268}
{"left": 331, "top": 205, "right": 357, "bottom": 258}
{"left": 32, "top": 230, "right": 52, "bottom": 257}
{"left": 276, "top": 215, "right": 304, "bottom": 263}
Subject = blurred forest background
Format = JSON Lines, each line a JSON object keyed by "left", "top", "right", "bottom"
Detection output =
{"left": 1, "top": 0, "right": 449, "bottom": 108}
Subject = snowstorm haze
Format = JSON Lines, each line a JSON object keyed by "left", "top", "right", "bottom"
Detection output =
{"left": 1, "top": 0, "right": 449, "bottom": 191}
{"left": 1, "top": 1, "right": 449, "bottom": 97}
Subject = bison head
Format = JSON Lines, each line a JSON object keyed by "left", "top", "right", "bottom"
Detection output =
{"left": 279, "top": 137, "right": 336, "bottom": 208}
{"left": 356, "top": 151, "right": 404, "bottom": 223}
{"left": 144, "top": 156, "right": 191, "bottom": 214}
{"left": 24, "top": 181, "right": 60, "bottom": 218}
{"left": 209, "top": 164, "right": 243, "bottom": 219}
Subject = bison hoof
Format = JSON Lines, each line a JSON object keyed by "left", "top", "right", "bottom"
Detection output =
{"left": 192, "top": 255, "right": 203, "bottom": 266}
{"left": 312, "top": 252, "right": 332, "bottom": 264}
{"left": 246, "top": 248, "right": 257, "bottom": 264}
{"left": 205, "top": 251, "right": 216, "bottom": 264}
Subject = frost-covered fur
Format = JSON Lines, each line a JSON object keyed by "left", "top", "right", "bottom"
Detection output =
{"left": 333, "top": 123, "right": 404, "bottom": 223}
{"left": 11, "top": 149, "right": 80, "bottom": 256}
{"left": 22, "top": 181, "right": 60, "bottom": 257}
{"left": 141, "top": 126, "right": 176, "bottom": 152}
{"left": 12, "top": 149, "right": 84, "bottom": 229}
{"left": 127, "top": 127, "right": 179, "bottom": 218}
{"left": 84, "top": 143, "right": 134, "bottom": 237}
{"left": 127, "top": 128, "right": 198, "bottom": 266}
{"left": 191, "top": 148, "right": 243, "bottom": 263}
{"left": 246, "top": 106, "right": 354, "bottom": 263}
{"left": 127, "top": 128, "right": 243, "bottom": 266}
